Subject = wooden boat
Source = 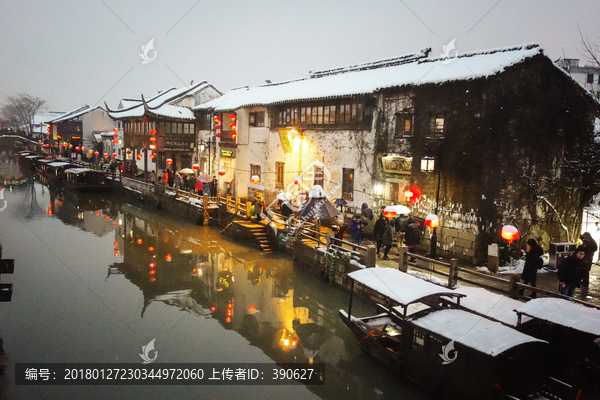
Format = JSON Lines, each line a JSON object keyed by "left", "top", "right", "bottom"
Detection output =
{"left": 64, "top": 168, "right": 110, "bottom": 191}
{"left": 46, "top": 161, "right": 76, "bottom": 183}
{"left": 35, "top": 158, "right": 55, "bottom": 174}
{"left": 340, "top": 268, "right": 549, "bottom": 399}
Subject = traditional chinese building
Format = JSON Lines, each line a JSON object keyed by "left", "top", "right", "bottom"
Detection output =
{"left": 106, "top": 81, "right": 221, "bottom": 178}
{"left": 197, "top": 43, "right": 600, "bottom": 262}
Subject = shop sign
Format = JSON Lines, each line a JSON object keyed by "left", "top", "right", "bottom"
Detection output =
{"left": 381, "top": 155, "right": 412, "bottom": 175}
{"left": 220, "top": 148, "right": 235, "bottom": 157}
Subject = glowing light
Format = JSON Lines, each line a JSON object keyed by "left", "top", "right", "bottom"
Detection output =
{"left": 218, "top": 169, "right": 225, "bottom": 176}
{"left": 114, "top": 252, "right": 119, "bottom": 257}
{"left": 165, "top": 254, "right": 172, "bottom": 262}
{"left": 149, "top": 263, "right": 156, "bottom": 268}
{"left": 192, "top": 164, "right": 200, "bottom": 171}
{"left": 137, "top": 238, "right": 142, "bottom": 244}
{"left": 94, "top": 151, "right": 100, "bottom": 156}
{"left": 149, "top": 269, "right": 156, "bottom": 275}
{"left": 425, "top": 214, "right": 440, "bottom": 229}
{"left": 229, "top": 114, "right": 236, "bottom": 121}
{"left": 215, "top": 132, "right": 222, "bottom": 138}
{"left": 113, "top": 133, "right": 118, "bottom": 139}
{"left": 501, "top": 225, "right": 520, "bottom": 244}
{"left": 250, "top": 175, "right": 260, "bottom": 184}
{"left": 225, "top": 317, "right": 231, "bottom": 323}
{"left": 148, "top": 246, "right": 155, "bottom": 252}
{"left": 136, "top": 154, "right": 142, "bottom": 159}
{"left": 113, "top": 127, "right": 118, "bottom": 132}
{"left": 112, "top": 153, "right": 117, "bottom": 158}
{"left": 166, "top": 159, "right": 173, "bottom": 166}
{"left": 150, "top": 129, "right": 157, "bottom": 134}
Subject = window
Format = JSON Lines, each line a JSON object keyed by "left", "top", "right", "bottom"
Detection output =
{"left": 412, "top": 329, "right": 426, "bottom": 349}
{"left": 314, "top": 165, "right": 324, "bottom": 187}
{"left": 429, "top": 113, "right": 445, "bottom": 137}
{"left": 342, "top": 168, "right": 354, "bottom": 200}
{"left": 276, "top": 162, "right": 284, "bottom": 187}
{"left": 250, "top": 164, "right": 261, "bottom": 183}
{"left": 587, "top": 73, "right": 594, "bottom": 84}
{"left": 396, "top": 113, "right": 413, "bottom": 137}
{"left": 249, "top": 112, "right": 265, "bottom": 127}
{"left": 420, "top": 158, "right": 435, "bottom": 172}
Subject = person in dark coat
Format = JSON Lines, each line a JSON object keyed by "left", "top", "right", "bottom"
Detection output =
{"left": 373, "top": 214, "right": 387, "bottom": 256}
{"left": 382, "top": 220, "right": 394, "bottom": 260}
{"left": 579, "top": 232, "right": 597, "bottom": 293}
{"left": 279, "top": 200, "right": 293, "bottom": 218}
{"left": 404, "top": 217, "right": 421, "bottom": 250}
{"left": 557, "top": 247, "right": 585, "bottom": 297}
{"left": 350, "top": 215, "right": 363, "bottom": 248}
{"left": 519, "top": 238, "right": 544, "bottom": 298}
{"left": 361, "top": 203, "right": 375, "bottom": 240}
{"left": 209, "top": 176, "right": 218, "bottom": 197}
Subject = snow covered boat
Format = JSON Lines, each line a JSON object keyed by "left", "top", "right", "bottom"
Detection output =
{"left": 46, "top": 161, "right": 76, "bottom": 183}
{"left": 339, "top": 268, "right": 549, "bottom": 399}
{"left": 64, "top": 168, "right": 110, "bottom": 191}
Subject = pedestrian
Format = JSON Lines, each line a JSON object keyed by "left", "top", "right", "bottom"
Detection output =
{"left": 361, "top": 203, "right": 374, "bottom": 241}
{"left": 519, "top": 238, "right": 544, "bottom": 298}
{"left": 374, "top": 213, "right": 387, "bottom": 256}
{"left": 404, "top": 216, "right": 421, "bottom": 251}
{"left": 150, "top": 170, "right": 157, "bottom": 183}
{"left": 350, "top": 215, "right": 363, "bottom": 248}
{"left": 203, "top": 180, "right": 210, "bottom": 196}
{"left": 382, "top": 219, "right": 394, "bottom": 260}
{"left": 168, "top": 170, "right": 174, "bottom": 188}
{"left": 174, "top": 171, "right": 182, "bottom": 189}
{"left": 195, "top": 178, "right": 203, "bottom": 195}
{"left": 579, "top": 232, "right": 597, "bottom": 297}
{"left": 209, "top": 176, "right": 218, "bottom": 197}
{"left": 557, "top": 247, "right": 585, "bottom": 297}
{"left": 163, "top": 170, "right": 169, "bottom": 189}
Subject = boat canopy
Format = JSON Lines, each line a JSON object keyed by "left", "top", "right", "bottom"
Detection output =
{"left": 449, "top": 287, "right": 531, "bottom": 327}
{"left": 412, "top": 309, "right": 547, "bottom": 356}
{"left": 514, "top": 298, "right": 600, "bottom": 336}
{"left": 25, "top": 155, "right": 43, "bottom": 159}
{"left": 37, "top": 159, "right": 54, "bottom": 163}
{"left": 65, "top": 168, "right": 91, "bottom": 175}
{"left": 347, "top": 268, "right": 463, "bottom": 306}
{"left": 48, "top": 162, "right": 71, "bottom": 168}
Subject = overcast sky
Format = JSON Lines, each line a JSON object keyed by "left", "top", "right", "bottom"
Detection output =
{"left": 1, "top": 0, "right": 599, "bottom": 112}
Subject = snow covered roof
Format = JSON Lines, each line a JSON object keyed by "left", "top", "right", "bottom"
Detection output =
{"left": 514, "top": 298, "right": 600, "bottom": 336}
{"left": 65, "top": 168, "right": 91, "bottom": 174}
{"left": 197, "top": 43, "right": 545, "bottom": 112}
{"left": 412, "top": 309, "right": 546, "bottom": 357}
{"left": 347, "top": 268, "right": 461, "bottom": 306}
{"left": 46, "top": 105, "right": 102, "bottom": 123}
{"left": 107, "top": 81, "right": 210, "bottom": 120}
{"left": 37, "top": 159, "right": 54, "bottom": 164}
{"left": 47, "top": 162, "right": 72, "bottom": 167}
{"left": 449, "top": 287, "right": 531, "bottom": 327}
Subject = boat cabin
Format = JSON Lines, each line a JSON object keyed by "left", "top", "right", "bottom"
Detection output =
{"left": 46, "top": 162, "right": 76, "bottom": 182}
{"left": 340, "top": 268, "right": 549, "bottom": 399}
{"left": 64, "top": 168, "right": 109, "bottom": 191}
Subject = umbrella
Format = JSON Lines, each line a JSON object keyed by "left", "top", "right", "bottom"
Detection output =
{"left": 276, "top": 192, "right": 292, "bottom": 201}
{"left": 333, "top": 198, "right": 347, "bottom": 205}
{"left": 296, "top": 186, "right": 340, "bottom": 247}
{"left": 179, "top": 168, "right": 195, "bottom": 174}
{"left": 387, "top": 204, "right": 411, "bottom": 215}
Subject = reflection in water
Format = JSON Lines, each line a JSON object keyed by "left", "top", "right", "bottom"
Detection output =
{"left": 0, "top": 157, "right": 432, "bottom": 400}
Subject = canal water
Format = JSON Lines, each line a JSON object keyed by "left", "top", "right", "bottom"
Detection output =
{"left": 0, "top": 161, "right": 433, "bottom": 400}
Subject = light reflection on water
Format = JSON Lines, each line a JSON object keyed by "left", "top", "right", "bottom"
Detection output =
{"left": 0, "top": 168, "right": 432, "bottom": 400}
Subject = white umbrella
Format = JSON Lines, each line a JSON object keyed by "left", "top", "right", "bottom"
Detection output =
{"left": 276, "top": 192, "right": 292, "bottom": 201}
{"left": 179, "top": 168, "right": 195, "bottom": 174}
{"left": 387, "top": 204, "right": 411, "bottom": 215}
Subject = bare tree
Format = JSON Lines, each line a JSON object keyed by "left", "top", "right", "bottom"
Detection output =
{"left": 0, "top": 93, "right": 47, "bottom": 135}
{"left": 579, "top": 28, "right": 600, "bottom": 68}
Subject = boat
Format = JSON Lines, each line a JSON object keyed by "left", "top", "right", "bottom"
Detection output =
{"left": 64, "top": 168, "right": 110, "bottom": 191}
{"left": 46, "top": 161, "right": 77, "bottom": 183}
{"left": 339, "top": 268, "right": 549, "bottom": 399}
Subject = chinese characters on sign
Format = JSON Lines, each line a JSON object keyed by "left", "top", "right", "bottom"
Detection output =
{"left": 381, "top": 155, "right": 412, "bottom": 175}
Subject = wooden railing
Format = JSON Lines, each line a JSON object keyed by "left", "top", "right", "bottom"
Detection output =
{"left": 398, "top": 246, "right": 600, "bottom": 309}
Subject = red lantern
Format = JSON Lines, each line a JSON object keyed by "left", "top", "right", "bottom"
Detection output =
{"left": 149, "top": 136, "right": 157, "bottom": 142}
{"left": 293, "top": 176, "right": 302, "bottom": 185}
{"left": 213, "top": 116, "right": 221, "bottom": 122}
{"left": 103, "top": 153, "right": 108, "bottom": 158}
{"left": 218, "top": 169, "right": 226, "bottom": 176}
{"left": 166, "top": 159, "right": 173, "bottom": 166}
{"left": 126, "top": 150, "right": 132, "bottom": 154}
{"left": 113, "top": 133, "right": 118, "bottom": 139}
{"left": 230, "top": 131, "right": 237, "bottom": 139}
{"left": 149, "top": 154, "right": 156, "bottom": 160}
{"left": 75, "top": 147, "right": 80, "bottom": 151}
{"left": 214, "top": 124, "right": 221, "bottom": 130}
{"left": 113, "top": 127, "right": 118, "bottom": 132}
{"left": 229, "top": 123, "right": 236, "bottom": 130}
{"left": 149, "top": 144, "right": 156, "bottom": 150}
{"left": 148, "top": 246, "right": 155, "bottom": 252}
{"left": 149, "top": 269, "right": 156, "bottom": 275}
{"left": 192, "top": 164, "right": 200, "bottom": 171}
{"left": 150, "top": 129, "right": 157, "bottom": 134}
{"left": 112, "top": 140, "right": 118, "bottom": 144}
{"left": 81, "top": 147, "right": 86, "bottom": 151}
{"left": 165, "top": 254, "right": 172, "bottom": 262}
{"left": 229, "top": 114, "right": 236, "bottom": 121}
{"left": 149, "top": 263, "right": 155, "bottom": 268}
{"left": 112, "top": 153, "right": 117, "bottom": 158}
{"left": 404, "top": 189, "right": 414, "bottom": 200}
{"left": 94, "top": 151, "right": 100, "bottom": 156}
{"left": 69, "top": 144, "right": 73, "bottom": 149}
{"left": 136, "top": 153, "right": 142, "bottom": 159}
{"left": 501, "top": 225, "right": 520, "bottom": 244}
{"left": 250, "top": 175, "right": 260, "bottom": 184}
{"left": 425, "top": 214, "right": 440, "bottom": 229}
{"left": 137, "top": 238, "right": 142, "bottom": 244}
{"left": 216, "top": 132, "right": 222, "bottom": 138}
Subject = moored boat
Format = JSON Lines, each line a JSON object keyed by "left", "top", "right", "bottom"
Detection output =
{"left": 340, "top": 268, "right": 549, "bottom": 399}
{"left": 64, "top": 168, "right": 110, "bottom": 191}
{"left": 46, "top": 161, "right": 76, "bottom": 183}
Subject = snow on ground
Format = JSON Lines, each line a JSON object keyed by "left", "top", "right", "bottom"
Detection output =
{"left": 477, "top": 254, "right": 551, "bottom": 275}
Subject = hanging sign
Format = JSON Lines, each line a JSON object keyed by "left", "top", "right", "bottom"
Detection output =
{"left": 381, "top": 155, "right": 412, "bottom": 175}
{"left": 277, "top": 129, "right": 293, "bottom": 153}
